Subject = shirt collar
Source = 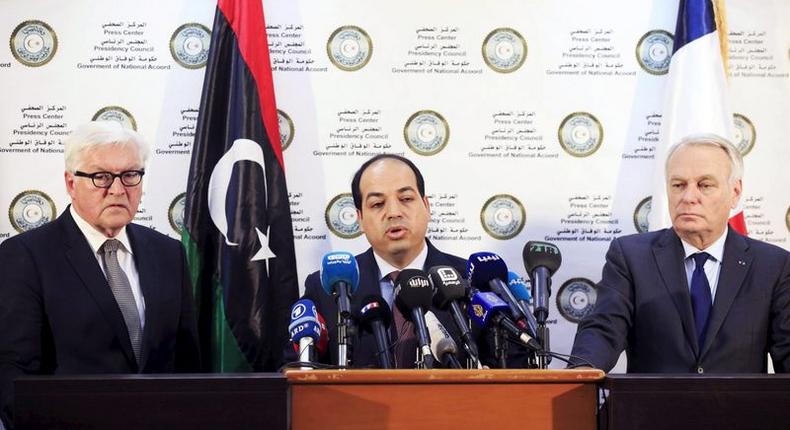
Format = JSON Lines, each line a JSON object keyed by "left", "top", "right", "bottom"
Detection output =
{"left": 680, "top": 229, "right": 726, "bottom": 263}
{"left": 373, "top": 240, "right": 429, "bottom": 281}
{"left": 70, "top": 205, "right": 133, "bottom": 255}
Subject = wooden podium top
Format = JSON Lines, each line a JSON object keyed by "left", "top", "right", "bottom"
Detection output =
{"left": 286, "top": 368, "right": 605, "bottom": 384}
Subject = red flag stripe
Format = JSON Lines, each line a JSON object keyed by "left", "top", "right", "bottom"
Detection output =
{"left": 217, "top": 0, "right": 285, "bottom": 169}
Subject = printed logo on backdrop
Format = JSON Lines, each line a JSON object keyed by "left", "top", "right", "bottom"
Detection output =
{"left": 325, "top": 193, "right": 361, "bottom": 239}
{"left": 732, "top": 113, "right": 755, "bottom": 156}
{"left": 557, "top": 278, "right": 597, "bottom": 323}
{"left": 635, "top": 30, "right": 673, "bottom": 75}
{"left": 557, "top": 112, "right": 603, "bottom": 157}
{"left": 277, "top": 109, "right": 294, "bottom": 151}
{"left": 482, "top": 28, "right": 527, "bottom": 73}
{"left": 403, "top": 110, "right": 449, "bottom": 156}
{"left": 327, "top": 25, "right": 372, "bottom": 71}
{"left": 480, "top": 194, "right": 526, "bottom": 240}
{"left": 168, "top": 192, "right": 186, "bottom": 235}
{"left": 633, "top": 197, "right": 652, "bottom": 233}
{"left": 9, "top": 190, "right": 56, "bottom": 233}
{"left": 92, "top": 106, "right": 137, "bottom": 131}
{"left": 170, "top": 23, "right": 211, "bottom": 69}
{"left": 10, "top": 20, "right": 58, "bottom": 67}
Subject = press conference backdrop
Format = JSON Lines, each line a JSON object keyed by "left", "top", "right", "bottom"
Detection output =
{"left": 1, "top": 0, "right": 787, "bottom": 370}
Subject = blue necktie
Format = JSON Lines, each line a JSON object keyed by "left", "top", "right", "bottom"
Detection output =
{"left": 690, "top": 252, "right": 712, "bottom": 349}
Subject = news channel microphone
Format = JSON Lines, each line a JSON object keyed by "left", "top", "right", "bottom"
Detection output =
{"left": 425, "top": 311, "right": 463, "bottom": 369}
{"left": 467, "top": 252, "right": 535, "bottom": 337}
{"left": 468, "top": 291, "right": 542, "bottom": 352}
{"left": 522, "top": 241, "right": 562, "bottom": 324}
{"left": 357, "top": 295, "right": 395, "bottom": 369}
{"left": 427, "top": 265, "right": 480, "bottom": 364}
{"left": 320, "top": 251, "right": 360, "bottom": 317}
{"left": 394, "top": 269, "right": 436, "bottom": 369}
{"left": 289, "top": 299, "right": 321, "bottom": 367}
{"left": 320, "top": 251, "right": 360, "bottom": 367}
{"left": 507, "top": 271, "right": 539, "bottom": 342}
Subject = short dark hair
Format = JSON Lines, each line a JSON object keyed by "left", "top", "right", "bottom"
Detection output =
{"left": 351, "top": 154, "right": 425, "bottom": 210}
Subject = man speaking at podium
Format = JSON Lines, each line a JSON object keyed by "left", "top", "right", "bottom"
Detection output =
{"left": 302, "top": 154, "right": 470, "bottom": 368}
{"left": 570, "top": 134, "right": 790, "bottom": 373}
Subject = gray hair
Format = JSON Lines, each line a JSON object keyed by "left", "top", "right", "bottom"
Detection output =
{"left": 665, "top": 133, "right": 743, "bottom": 185}
{"left": 64, "top": 121, "right": 150, "bottom": 173}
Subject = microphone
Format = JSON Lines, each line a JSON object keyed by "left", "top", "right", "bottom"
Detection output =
{"left": 468, "top": 291, "right": 542, "bottom": 351}
{"left": 522, "top": 241, "right": 562, "bottom": 324}
{"left": 425, "top": 311, "right": 463, "bottom": 369}
{"left": 467, "top": 252, "right": 536, "bottom": 338}
{"left": 320, "top": 251, "right": 360, "bottom": 367}
{"left": 427, "top": 265, "right": 480, "bottom": 363}
{"left": 357, "top": 295, "right": 395, "bottom": 369}
{"left": 289, "top": 299, "right": 321, "bottom": 366}
{"left": 507, "top": 271, "right": 539, "bottom": 342}
{"left": 394, "top": 269, "right": 436, "bottom": 369}
{"left": 320, "top": 251, "right": 360, "bottom": 317}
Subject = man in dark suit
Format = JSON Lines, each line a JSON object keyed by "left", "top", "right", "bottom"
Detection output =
{"left": 570, "top": 134, "right": 790, "bottom": 373}
{"left": 303, "top": 154, "right": 485, "bottom": 368}
{"left": 0, "top": 122, "right": 200, "bottom": 428}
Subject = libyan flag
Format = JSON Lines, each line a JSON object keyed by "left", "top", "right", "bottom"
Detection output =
{"left": 183, "top": 0, "right": 298, "bottom": 371}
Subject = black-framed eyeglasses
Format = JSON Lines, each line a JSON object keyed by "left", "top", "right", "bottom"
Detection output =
{"left": 74, "top": 170, "right": 145, "bottom": 188}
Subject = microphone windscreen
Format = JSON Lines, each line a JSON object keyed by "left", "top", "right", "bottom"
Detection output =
{"left": 468, "top": 291, "right": 509, "bottom": 328}
{"left": 357, "top": 294, "right": 393, "bottom": 330}
{"left": 466, "top": 252, "right": 509, "bottom": 289}
{"left": 425, "top": 311, "right": 458, "bottom": 358}
{"left": 507, "top": 271, "right": 532, "bottom": 302}
{"left": 428, "top": 265, "right": 467, "bottom": 309}
{"left": 394, "top": 268, "right": 434, "bottom": 318}
{"left": 289, "top": 299, "right": 320, "bottom": 343}
{"left": 320, "top": 251, "right": 360, "bottom": 296}
{"left": 522, "top": 241, "right": 562, "bottom": 275}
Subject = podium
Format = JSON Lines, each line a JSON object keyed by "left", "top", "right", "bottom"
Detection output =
{"left": 287, "top": 369, "right": 604, "bottom": 430}
{"left": 601, "top": 374, "right": 790, "bottom": 430}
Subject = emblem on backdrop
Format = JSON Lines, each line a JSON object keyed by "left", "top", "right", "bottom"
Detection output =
{"left": 635, "top": 30, "right": 673, "bottom": 75}
{"left": 557, "top": 112, "right": 603, "bottom": 157}
{"left": 325, "top": 193, "right": 361, "bottom": 239}
{"left": 10, "top": 20, "right": 58, "bottom": 67}
{"left": 168, "top": 192, "right": 186, "bottom": 236}
{"left": 557, "top": 278, "right": 597, "bottom": 323}
{"left": 170, "top": 23, "right": 211, "bottom": 69}
{"left": 9, "top": 190, "right": 56, "bottom": 233}
{"left": 92, "top": 106, "right": 138, "bottom": 130}
{"left": 327, "top": 25, "right": 372, "bottom": 71}
{"left": 633, "top": 196, "right": 652, "bottom": 234}
{"left": 403, "top": 110, "right": 449, "bottom": 156}
{"left": 277, "top": 109, "right": 294, "bottom": 151}
{"left": 482, "top": 28, "right": 527, "bottom": 73}
{"left": 732, "top": 113, "right": 755, "bottom": 156}
{"left": 480, "top": 194, "right": 526, "bottom": 240}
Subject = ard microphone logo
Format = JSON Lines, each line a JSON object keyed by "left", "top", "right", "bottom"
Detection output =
{"left": 291, "top": 303, "right": 307, "bottom": 320}
{"left": 408, "top": 277, "right": 430, "bottom": 289}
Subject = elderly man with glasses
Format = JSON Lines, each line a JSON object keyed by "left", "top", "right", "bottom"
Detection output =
{"left": 0, "top": 121, "right": 200, "bottom": 429}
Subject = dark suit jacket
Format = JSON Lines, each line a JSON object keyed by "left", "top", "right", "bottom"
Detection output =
{"left": 570, "top": 227, "right": 790, "bottom": 373}
{"left": 0, "top": 209, "right": 200, "bottom": 427}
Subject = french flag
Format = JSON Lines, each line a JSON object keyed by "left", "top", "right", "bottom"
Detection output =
{"left": 648, "top": 0, "right": 747, "bottom": 235}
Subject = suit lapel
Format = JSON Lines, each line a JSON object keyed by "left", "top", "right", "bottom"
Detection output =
{"left": 653, "top": 229, "right": 699, "bottom": 356}
{"left": 127, "top": 225, "right": 158, "bottom": 370}
{"left": 354, "top": 249, "right": 394, "bottom": 340}
{"left": 700, "top": 229, "right": 751, "bottom": 358}
{"left": 60, "top": 209, "right": 138, "bottom": 369}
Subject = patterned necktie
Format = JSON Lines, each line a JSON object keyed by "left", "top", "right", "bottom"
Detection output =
{"left": 100, "top": 239, "right": 142, "bottom": 364}
{"left": 389, "top": 271, "right": 418, "bottom": 368}
{"left": 690, "top": 252, "right": 713, "bottom": 349}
